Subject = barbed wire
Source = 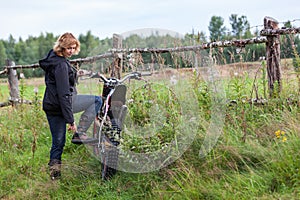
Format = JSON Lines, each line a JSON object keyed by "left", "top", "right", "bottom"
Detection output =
{"left": 279, "top": 18, "right": 300, "bottom": 24}
{"left": 250, "top": 18, "right": 300, "bottom": 30}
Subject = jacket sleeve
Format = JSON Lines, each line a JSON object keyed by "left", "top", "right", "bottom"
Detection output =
{"left": 54, "top": 62, "right": 74, "bottom": 124}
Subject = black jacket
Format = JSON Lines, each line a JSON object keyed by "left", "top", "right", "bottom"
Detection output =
{"left": 39, "top": 49, "right": 77, "bottom": 124}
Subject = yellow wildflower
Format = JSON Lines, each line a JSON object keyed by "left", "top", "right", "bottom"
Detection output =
{"left": 274, "top": 130, "right": 281, "bottom": 138}
{"left": 274, "top": 130, "right": 287, "bottom": 142}
{"left": 282, "top": 136, "right": 287, "bottom": 142}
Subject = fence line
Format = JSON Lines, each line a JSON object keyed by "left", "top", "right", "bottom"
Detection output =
{"left": 0, "top": 28, "right": 300, "bottom": 75}
{"left": 2, "top": 27, "right": 300, "bottom": 73}
{"left": 1, "top": 36, "right": 268, "bottom": 74}
{"left": 1, "top": 28, "right": 299, "bottom": 73}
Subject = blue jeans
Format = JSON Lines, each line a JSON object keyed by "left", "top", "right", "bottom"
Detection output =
{"left": 47, "top": 94, "right": 102, "bottom": 162}
{"left": 72, "top": 95, "right": 102, "bottom": 133}
{"left": 47, "top": 114, "right": 66, "bottom": 161}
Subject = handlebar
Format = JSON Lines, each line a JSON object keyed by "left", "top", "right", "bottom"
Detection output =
{"left": 87, "top": 71, "right": 152, "bottom": 84}
{"left": 120, "top": 72, "right": 152, "bottom": 82}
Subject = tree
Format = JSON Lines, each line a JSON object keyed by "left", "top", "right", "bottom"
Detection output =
{"left": 14, "top": 39, "right": 26, "bottom": 64}
{"left": 280, "top": 21, "right": 295, "bottom": 59}
{"left": 4, "top": 34, "right": 16, "bottom": 60}
{"left": 78, "top": 30, "right": 101, "bottom": 58}
{"left": 208, "top": 16, "right": 227, "bottom": 41}
{"left": 229, "top": 14, "right": 251, "bottom": 39}
{"left": 38, "top": 32, "right": 55, "bottom": 59}
{"left": 0, "top": 40, "right": 7, "bottom": 67}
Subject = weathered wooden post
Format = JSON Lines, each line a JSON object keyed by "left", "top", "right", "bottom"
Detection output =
{"left": 111, "top": 34, "right": 123, "bottom": 79}
{"left": 6, "top": 59, "right": 20, "bottom": 106}
{"left": 264, "top": 16, "right": 282, "bottom": 97}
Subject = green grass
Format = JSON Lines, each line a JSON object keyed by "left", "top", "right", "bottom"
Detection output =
{"left": 0, "top": 69, "right": 300, "bottom": 200}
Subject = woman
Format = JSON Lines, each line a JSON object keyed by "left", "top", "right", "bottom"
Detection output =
{"left": 39, "top": 32, "right": 102, "bottom": 180}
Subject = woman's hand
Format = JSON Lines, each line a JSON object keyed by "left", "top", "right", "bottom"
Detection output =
{"left": 77, "top": 69, "right": 92, "bottom": 77}
{"left": 68, "top": 122, "right": 77, "bottom": 133}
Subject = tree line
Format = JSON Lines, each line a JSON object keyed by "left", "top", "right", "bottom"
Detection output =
{"left": 0, "top": 14, "right": 299, "bottom": 78}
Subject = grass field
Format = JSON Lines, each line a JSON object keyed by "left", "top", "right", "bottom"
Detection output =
{"left": 0, "top": 63, "right": 300, "bottom": 199}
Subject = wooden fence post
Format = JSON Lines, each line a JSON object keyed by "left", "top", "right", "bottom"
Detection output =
{"left": 264, "top": 16, "right": 282, "bottom": 97}
{"left": 6, "top": 59, "right": 20, "bottom": 105}
{"left": 111, "top": 34, "right": 123, "bottom": 79}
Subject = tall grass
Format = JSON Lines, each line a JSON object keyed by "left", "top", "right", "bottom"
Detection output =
{"left": 0, "top": 65, "right": 300, "bottom": 199}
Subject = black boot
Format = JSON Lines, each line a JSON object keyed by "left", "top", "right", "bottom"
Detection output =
{"left": 71, "top": 132, "right": 98, "bottom": 144}
{"left": 48, "top": 159, "right": 61, "bottom": 180}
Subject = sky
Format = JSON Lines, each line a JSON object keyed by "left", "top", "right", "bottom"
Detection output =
{"left": 1, "top": 0, "right": 300, "bottom": 41}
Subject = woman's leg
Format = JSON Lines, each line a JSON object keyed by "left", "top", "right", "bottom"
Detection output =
{"left": 72, "top": 94, "right": 102, "bottom": 133}
{"left": 46, "top": 114, "right": 66, "bottom": 179}
{"left": 47, "top": 114, "right": 66, "bottom": 161}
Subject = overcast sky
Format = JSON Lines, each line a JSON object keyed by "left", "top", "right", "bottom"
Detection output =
{"left": 1, "top": 0, "right": 299, "bottom": 40}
